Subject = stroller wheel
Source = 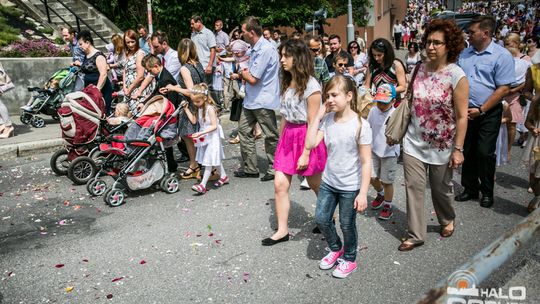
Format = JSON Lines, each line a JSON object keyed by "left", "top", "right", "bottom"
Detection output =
{"left": 161, "top": 175, "right": 180, "bottom": 194}
{"left": 87, "top": 179, "right": 107, "bottom": 196}
{"left": 50, "top": 149, "right": 69, "bottom": 176}
{"left": 31, "top": 116, "right": 45, "bottom": 128}
{"left": 67, "top": 156, "right": 97, "bottom": 185}
{"left": 104, "top": 188, "right": 125, "bottom": 207}
{"left": 20, "top": 113, "right": 32, "bottom": 125}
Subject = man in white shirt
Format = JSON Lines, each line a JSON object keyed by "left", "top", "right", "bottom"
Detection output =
{"left": 393, "top": 20, "right": 403, "bottom": 50}
{"left": 132, "top": 30, "right": 181, "bottom": 100}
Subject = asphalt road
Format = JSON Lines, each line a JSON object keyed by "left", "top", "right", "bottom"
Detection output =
{"left": 0, "top": 130, "right": 538, "bottom": 303}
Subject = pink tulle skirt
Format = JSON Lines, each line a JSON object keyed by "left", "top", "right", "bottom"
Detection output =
{"left": 274, "top": 122, "right": 327, "bottom": 176}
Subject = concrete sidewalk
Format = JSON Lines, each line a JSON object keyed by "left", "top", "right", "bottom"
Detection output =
{"left": 0, "top": 115, "right": 63, "bottom": 159}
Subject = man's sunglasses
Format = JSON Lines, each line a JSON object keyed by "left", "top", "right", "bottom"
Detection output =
{"left": 336, "top": 63, "right": 346, "bottom": 67}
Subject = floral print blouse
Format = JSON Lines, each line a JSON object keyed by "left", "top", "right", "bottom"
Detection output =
{"left": 403, "top": 63, "right": 466, "bottom": 165}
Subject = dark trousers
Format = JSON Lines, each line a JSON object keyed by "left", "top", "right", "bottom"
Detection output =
{"left": 393, "top": 33, "right": 402, "bottom": 49}
{"left": 165, "top": 147, "right": 178, "bottom": 173}
{"left": 461, "top": 103, "right": 502, "bottom": 197}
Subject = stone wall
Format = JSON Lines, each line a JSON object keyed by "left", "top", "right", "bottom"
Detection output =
{"left": 0, "top": 57, "right": 72, "bottom": 113}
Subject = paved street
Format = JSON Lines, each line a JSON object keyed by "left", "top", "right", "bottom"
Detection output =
{"left": 0, "top": 118, "right": 538, "bottom": 303}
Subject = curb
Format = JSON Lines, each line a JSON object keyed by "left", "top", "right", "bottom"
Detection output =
{"left": 0, "top": 138, "right": 64, "bottom": 159}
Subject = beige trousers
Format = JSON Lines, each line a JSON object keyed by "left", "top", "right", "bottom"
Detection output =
{"left": 403, "top": 153, "right": 456, "bottom": 242}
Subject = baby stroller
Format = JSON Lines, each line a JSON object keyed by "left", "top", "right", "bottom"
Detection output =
{"left": 21, "top": 67, "right": 80, "bottom": 128}
{"left": 51, "top": 85, "right": 128, "bottom": 185}
{"left": 86, "top": 95, "right": 181, "bottom": 207}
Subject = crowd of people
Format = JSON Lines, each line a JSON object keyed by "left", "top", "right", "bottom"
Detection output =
{"left": 42, "top": 0, "right": 540, "bottom": 279}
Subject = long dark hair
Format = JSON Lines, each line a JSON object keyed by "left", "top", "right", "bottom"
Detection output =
{"left": 279, "top": 39, "right": 314, "bottom": 99}
{"left": 368, "top": 38, "right": 395, "bottom": 70}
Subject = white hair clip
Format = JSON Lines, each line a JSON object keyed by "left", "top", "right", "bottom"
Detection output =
{"left": 190, "top": 88, "right": 208, "bottom": 95}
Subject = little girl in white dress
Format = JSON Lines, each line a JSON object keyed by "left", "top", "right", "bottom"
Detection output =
{"left": 183, "top": 83, "right": 228, "bottom": 194}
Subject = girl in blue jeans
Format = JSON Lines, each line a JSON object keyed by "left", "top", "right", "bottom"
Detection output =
{"left": 306, "top": 75, "right": 372, "bottom": 278}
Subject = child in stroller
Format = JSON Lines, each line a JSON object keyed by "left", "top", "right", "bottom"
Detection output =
{"left": 21, "top": 67, "right": 81, "bottom": 128}
{"left": 50, "top": 85, "right": 130, "bottom": 185}
{"left": 86, "top": 95, "right": 181, "bottom": 206}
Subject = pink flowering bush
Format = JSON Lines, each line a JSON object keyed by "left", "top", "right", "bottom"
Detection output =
{"left": 0, "top": 39, "right": 70, "bottom": 57}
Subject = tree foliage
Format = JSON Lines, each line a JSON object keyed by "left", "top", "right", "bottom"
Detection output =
{"left": 86, "top": 0, "right": 371, "bottom": 47}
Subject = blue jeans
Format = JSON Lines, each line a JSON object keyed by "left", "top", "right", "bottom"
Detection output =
{"left": 315, "top": 182, "right": 359, "bottom": 261}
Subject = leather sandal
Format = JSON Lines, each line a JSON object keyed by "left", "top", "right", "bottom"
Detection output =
{"left": 182, "top": 165, "right": 200, "bottom": 179}
{"left": 440, "top": 221, "right": 455, "bottom": 238}
{"left": 398, "top": 240, "right": 424, "bottom": 251}
{"left": 229, "top": 137, "right": 240, "bottom": 144}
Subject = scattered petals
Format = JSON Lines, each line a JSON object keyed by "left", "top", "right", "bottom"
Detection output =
{"left": 55, "top": 264, "right": 65, "bottom": 268}
{"left": 7, "top": 272, "right": 14, "bottom": 277}
{"left": 58, "top": 219, "right": 67, "bottom": 226}
{"left": 63, "top": 200, "right": 70, "bottom": 206}
{"left": 82, "top": 259, "right": 89, "bottom": 263}
{"left": 106, "top": 294, "right": 113, "bottom": 299}
{"left": 243, "top": 272, "right": 250, "bottom": 283}
{"left": 65, "top": 286, "right": 74, "bottom": 292}
{"left": 139, "top": 260, "right": 146, "bottom": 265}
{"left": 393, "top": 261, "right": 401, "bottom": 265}
{"left": 190, "top": 242, "right": 204, "bottom": 247}
{"left": 73, "top": 205, "right": 82, "bottom": 210}
{"left": 215, "top": 240, "right": 222, "bottom": 245}
{"left": 196, "top": 234, "right": 202, "bottom": 237}
{"left": 111, "top": 277, "right": 124, "bottom": 282}
{"left": 208, "top": 233, "right": 214, "bottom": 237}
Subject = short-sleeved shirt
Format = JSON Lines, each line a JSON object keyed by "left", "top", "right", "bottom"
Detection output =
{"left": 139, "top": 37, "right": 150, "bottom": 54}
{"left": 191, "top": 26, "right": 217, "bottom": 68}
{"left": 458, "top": 41, "right": 515, "bottom": 108}
{"left": 314, "top": 57, "right": 330, "bottom": 84}
{"left": 325, "top": 49, "right": 354, "bottom": 73}
{"left": 244, "top": 38, "right": 280, "bottom": 110}
{"left": 367, "top": 106, "right": 400, "bottom": 158}
{"left": 162, "top": 48, "right": 181, "bottom": 82}
{"left": 69, "top": 38, "right": 85, "bottom": 63}
{"left": 279, "top": 77, "right": 321, "bottom": 124}
{"left": 320, "top": 114, "right": 372, "bottom": 191}
{"left": 215, "top": 30, "right": 230, "bottom": 52}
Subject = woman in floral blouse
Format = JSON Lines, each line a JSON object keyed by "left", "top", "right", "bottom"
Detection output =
{"left": 398, "top": 19, "right": 469, "bottom": 251}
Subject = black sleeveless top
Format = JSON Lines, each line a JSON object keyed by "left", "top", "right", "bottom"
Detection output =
{"left": 81, "top": 51, "right": 105, "bottom": 74}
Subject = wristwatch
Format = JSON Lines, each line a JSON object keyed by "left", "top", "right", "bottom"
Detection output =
{"left": 478, "top": 107, "right": 485, "bottom": 116}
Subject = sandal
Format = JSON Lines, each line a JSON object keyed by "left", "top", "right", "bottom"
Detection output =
{"left": 191, "top": 184, "right": 207, "bottom": 194}
{"left": 527, "top": 197, "right": 540, "bottom": 213}
{"left": 209, "top": 169, "right": 220, "bottom": 181}
{"left": 213, "top": 176, "right": 230, "bottom": 187}
{"left": 182, "top": 165, "right": 201, "bottom": 179}
{"left": 229, "top": 137, "right": 240, "bottom": 144}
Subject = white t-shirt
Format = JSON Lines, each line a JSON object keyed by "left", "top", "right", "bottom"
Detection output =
{"left": 514, "top": 56, "right": 531, "bottom": 85}
{"left": 279, "top": 77, "right": 321, "bottom": 124}
{"left": 367, "top": 106, "right": 400, "bottom": 158}
{"left": 320, "top": 114, "right": 372, "bottom": 191}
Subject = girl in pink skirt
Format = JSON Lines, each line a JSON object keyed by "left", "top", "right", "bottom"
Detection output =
{"left": 261, "top": 39, "right": 328, "bottom": 246}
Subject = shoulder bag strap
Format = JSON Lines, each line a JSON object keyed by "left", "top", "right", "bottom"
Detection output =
{"left": 406, "top": 61, "right": 422, "bottom": 101}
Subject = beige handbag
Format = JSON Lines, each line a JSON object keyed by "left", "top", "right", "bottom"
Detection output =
{"left": 0, "top": 62, "right": 15, "bottom": 93}
{"left": 384, "top": 63, "right": 421, "bottom": 146}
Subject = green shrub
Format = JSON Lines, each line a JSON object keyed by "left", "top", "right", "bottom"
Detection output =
{"left": 0, "top": 6, "right": 24, "bottom": 18}
{"left": 54, "top": 37, "right": 64, "bottom": 44}
{"left": 41, "top": 27, "right": 54, "bottom": 35}
{"left": 0, "top": 31, "right": 19, "bottom": 47}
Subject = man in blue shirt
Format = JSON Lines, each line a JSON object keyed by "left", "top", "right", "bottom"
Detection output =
{"left": 61, "top": 27, "right": 84, "bottom": 66}
{"left": 456, "top": 16, "right": 515, "bottom": 208}
{"left": 234, "top": 16, "right": 280, "bottom": 182}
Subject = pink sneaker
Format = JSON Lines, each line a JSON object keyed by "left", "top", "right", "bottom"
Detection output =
{"left": 319, "top": 248, "right": 344, "bottom": 270}
{"left": 332, "top": 259, "right": 357, "bottom": 278}
{"left": 378, "top": 204, "right": 393, "bottom": 220}
{"left": 371, "top": 194, "right": 384, "bottom": 210}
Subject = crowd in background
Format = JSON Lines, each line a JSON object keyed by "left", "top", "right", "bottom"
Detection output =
{"left": 50, "top": 0, "right": 540, "bottom": 279}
